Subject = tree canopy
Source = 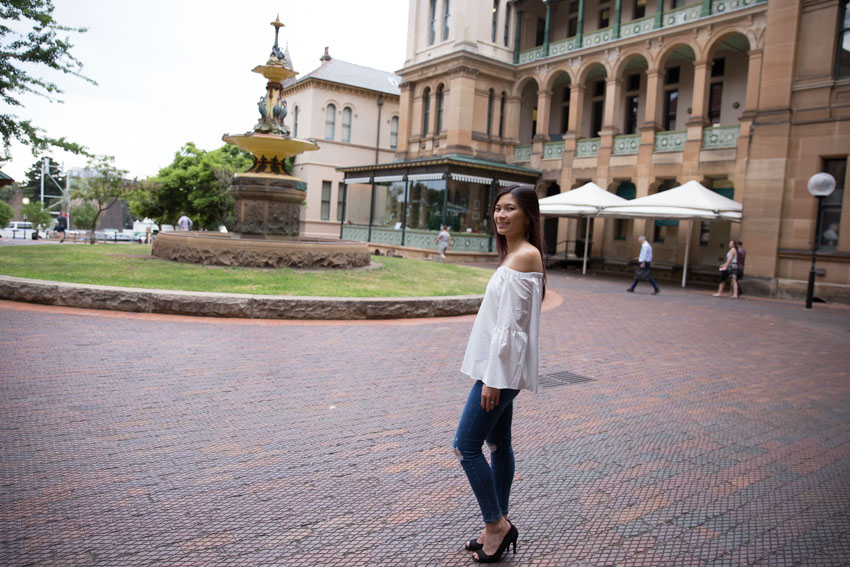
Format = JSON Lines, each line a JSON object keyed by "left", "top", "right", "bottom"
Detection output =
{"left": 1, "top": 0, "right": 96, "bottom": 160}
{"left": 71, "top": 155, "right": 130, "bottom": 243}
{"left": 128, "top": 142, "right": 252, "bottom": 230}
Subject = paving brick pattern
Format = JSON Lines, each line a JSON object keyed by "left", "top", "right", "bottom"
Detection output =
{"left": 1, "top": 270, "right": 849, "bottom": 566}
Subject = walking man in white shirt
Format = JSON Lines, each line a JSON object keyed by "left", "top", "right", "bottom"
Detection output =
{"left": 177, "top": 212, "right": 193, "bottom": 231}
{"left": 626, "top": 235, "right": 660, "bottom": 294}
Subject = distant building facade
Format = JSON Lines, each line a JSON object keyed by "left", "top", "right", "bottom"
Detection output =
{"left": 340, "top": 0, "right": 850, "bottom": 301}
{"left": 282, "top": 49, "right": 402, "bottom": 239}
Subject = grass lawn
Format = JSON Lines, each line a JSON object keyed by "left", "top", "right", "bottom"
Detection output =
{"left": 0, "top": 244, "right": 493, "bottom": 297}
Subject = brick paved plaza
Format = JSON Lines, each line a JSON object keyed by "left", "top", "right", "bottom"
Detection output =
{"left": 1, "top": 269, "right": 849, "bottom": 566}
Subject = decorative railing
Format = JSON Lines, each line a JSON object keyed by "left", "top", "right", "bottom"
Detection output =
{"left": 341, "top": 225, "right": 369, "bottom": 242}
{"left": 405, "top": 229, "right": 491, "bottom": 253}
{"left": 581, "top": 27, "right": 613, "bottom": 48}
{"left": 619, "top": 15, "right": 655, "bottom": 39}
{"left": 663, "top": 3, "right": 703, "bottom": 27}
{"left": 702, "top": 125, "right": 740, "bottom": 149}
{"left": 342, "top": 225, "right": 491, "bottom": 253}
{"left": 711, "top": 0, "right": 764, "bottom": 15}
{"left": 654, "top": 130, "right": 687, "bottom": 153}
{"left": 543, "top": 141, "right": 565, "bottom": 160}
{"left": 548, "top": 37, "right": 578, "bottom": 57}
{"left": 612, "top": 134, "right": 640, "bottom": 155}
{"left": 576, "top": 138, "right": 601, "bottom": 158}
{"left": 515, "top": 1, "right": 766, "bottom": 67}
{"left": 517, "top": 46, "right": 546, "bottom": 64}
{"left": 514, "top": 144, "right": 533, "bottom": 162}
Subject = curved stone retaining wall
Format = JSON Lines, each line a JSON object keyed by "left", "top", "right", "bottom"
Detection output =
{"left": 0, "top": 276, "right": 483, "bottom": 320}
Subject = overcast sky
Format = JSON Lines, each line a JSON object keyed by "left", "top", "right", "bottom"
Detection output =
{"left": 2, "top": 0, "right": 409, "bottom": 182}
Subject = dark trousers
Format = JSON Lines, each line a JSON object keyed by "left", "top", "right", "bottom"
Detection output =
{"left": 629, "top": 262, "right": 659, "bottom": 291}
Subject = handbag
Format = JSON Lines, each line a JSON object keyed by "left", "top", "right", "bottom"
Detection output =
{"left": 634, "top": 267, "right": 651, "bottom": 281}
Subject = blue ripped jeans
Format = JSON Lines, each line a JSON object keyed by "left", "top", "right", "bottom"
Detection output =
{"left": 452, "top": 380, "right": 520, "bottom": 523}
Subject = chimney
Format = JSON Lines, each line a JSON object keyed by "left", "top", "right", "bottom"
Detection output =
{"left": 320, "top": 47, "right": 331, "bottom": 62}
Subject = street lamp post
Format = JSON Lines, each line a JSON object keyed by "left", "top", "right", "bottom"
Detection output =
{"left": 21, "top": 197, "right": 30, "bottom": 240}
{"left": 805, "top": 172, "right": 837, "bottom": 309}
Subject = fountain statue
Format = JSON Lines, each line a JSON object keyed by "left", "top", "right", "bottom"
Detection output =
{"left": 152, "top": 16, "right": 370, "bottom": 269}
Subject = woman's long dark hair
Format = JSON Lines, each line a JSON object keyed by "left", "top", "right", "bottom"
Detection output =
{"left": 491, "top": 184, "right": 546, "bottom": 297}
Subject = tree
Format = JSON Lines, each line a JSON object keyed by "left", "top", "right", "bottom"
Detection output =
{"left": 1, "top": 0, "right": 96, "bottom": 160}
{"left": 71, "top": 155, "right": 130, "bottom": 243}
{"left": 0, "top": 200, "right": 13, "bottom": 228}
{"left": 70, "top": 201, "right": 96, "bottom": 230}
{"left": 129, "top": 142, "right": 252, "bottom": 230}
{"left": 20, "top": 199, "right": 51, "bottom": 232}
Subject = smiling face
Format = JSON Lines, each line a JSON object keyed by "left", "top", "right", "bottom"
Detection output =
{"left": 493, "top": 192, "right": 528, "bottom": 240}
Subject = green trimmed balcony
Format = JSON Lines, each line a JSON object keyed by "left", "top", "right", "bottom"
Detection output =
{"left": 612, "top": 134, "right": 641, "bottom": 155}
{"left": 543, "top": 141, "right": 565, "bottom": 160}
{"left": 702, "top": 125, "right": 740, "bottom": 149}
{"left": 576, "top": 138, "right": 601, "bottom": 158}
{"left": 515, "top": 0, "right": 766, "bottom": 66}
{"left": 514, "top": 144, "right": 533, "bottom": 162}
{"left": 654, "top": 130, "right": 687, "bottom": 153}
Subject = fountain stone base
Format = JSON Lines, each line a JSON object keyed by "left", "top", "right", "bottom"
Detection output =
{"left": 151, "top": 173, "right": 370, "bottom": 269}
{"left": 231, "top": 174, "right": 303, "bottom": 237}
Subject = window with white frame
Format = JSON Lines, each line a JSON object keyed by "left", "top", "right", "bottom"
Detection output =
{"left": 325, "top": 104, "right": 336, "bottom": 140}
{"left": 443, "top": 0, "right": 451, "bottom": 40}
{"left": 429, "top": 0, "right": 437, "bottom": 45}
{"left": 390, "top": 116, "right": 399, "bottom": 149}
{"left": 293, "top": 105, "right": 299, "bottom": 138}
{"left": 342, "top": 107, "right": 352, "bottom": 142}
{"left": 321, "top": 181, "right": 332, "bottom": 221}
{"left": 492, "top": 0, "right": 499, "bottom": 43}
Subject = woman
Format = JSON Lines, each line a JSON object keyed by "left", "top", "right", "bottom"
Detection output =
{"left": 713, "top": 240, "right": 739, "bottom": 298}
{"left": 453, "top": 185, "right": 546, "bottom": 563}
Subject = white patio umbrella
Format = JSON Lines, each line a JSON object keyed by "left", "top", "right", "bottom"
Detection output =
{"left": 539, "top": 182, "right": 629, "bottom": 274}
{"left": 600, "top": 180, "right": 743, "bottom": 287}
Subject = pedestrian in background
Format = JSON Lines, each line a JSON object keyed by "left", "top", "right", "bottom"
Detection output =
{"left": 435, "top": 225, "right": 452, "bottom": 258}
{"left": 626, "top": 236, "right": 660, "bottom": 294}
{"left": 55, "top": 213, "right": 67, "bottom": 243}
{"left": 177, "top": 212, "right": 193, "bottom": 231}
{"left": 453, "top": 185, "right": 545, "bottom": 563}
{"left": 713, "top": 240, "right": 739, "bottom": 298}
{"left": 735, "top": 240, "right": 746, "bottom": 295}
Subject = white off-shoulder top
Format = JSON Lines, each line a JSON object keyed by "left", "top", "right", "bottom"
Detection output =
{"left": 461, "top": 266, "right": 543, "bottom": 393}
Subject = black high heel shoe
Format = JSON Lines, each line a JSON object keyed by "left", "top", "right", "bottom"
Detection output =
{"left": 465, "top": 539, "right": 483, "bottom": 552}
{"left": 472, "top": 523, "right": 518, "bottom": 563}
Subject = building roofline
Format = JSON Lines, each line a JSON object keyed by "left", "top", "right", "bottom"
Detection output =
{"left": 338, "top": 154, "right": 540, "bottom": 177}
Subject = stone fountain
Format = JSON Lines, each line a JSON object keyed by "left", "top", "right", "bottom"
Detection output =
{"left": 152, "top": 16, "right": 370, "bottom": 269}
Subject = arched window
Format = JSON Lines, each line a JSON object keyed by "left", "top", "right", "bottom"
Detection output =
{"left": 342, "top": 107, "right": 352, "bottom": 142}
{"left": 436, "top": 85, "right": 444, "bottom": 134}
{"left": 429, "top": 0, "right": 437, "bottom": 45}
{"left": 390, "top": 116, "right": 399, "bottom": 149}
{"left": 443, "top": 0, "right": 451, "bottom": 40}
{"left": 422, "top": 88, "right": 431, "bottom": 136}
{"left": 487, "top": 89, "right": 495, "bottom": 136}
{"left": 293, "top": 105, "right": 299, "bottom": 138}
{"left": 499, "top": 92, "right": 506, "bottom": 138}
{"left": 325, "top": 103, "right": 336, "bottom": 140}
{"left": 492, "top": 0, "right": 499, "bottom": 43}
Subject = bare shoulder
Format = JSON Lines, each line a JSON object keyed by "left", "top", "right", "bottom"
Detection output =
{"left": 504, "top": 245, "right": 543, "bottom": 273}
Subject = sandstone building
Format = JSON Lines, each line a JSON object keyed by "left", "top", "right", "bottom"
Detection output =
{"left": 340, "top": 0, "right": 850, "bottom": 302}
{"left": 283, "top": 49, "right": 401, "bottom": 239}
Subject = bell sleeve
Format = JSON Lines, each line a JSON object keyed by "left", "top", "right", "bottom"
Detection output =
{"left": 481, "top": 275, "right": 535, "bottom": 390}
